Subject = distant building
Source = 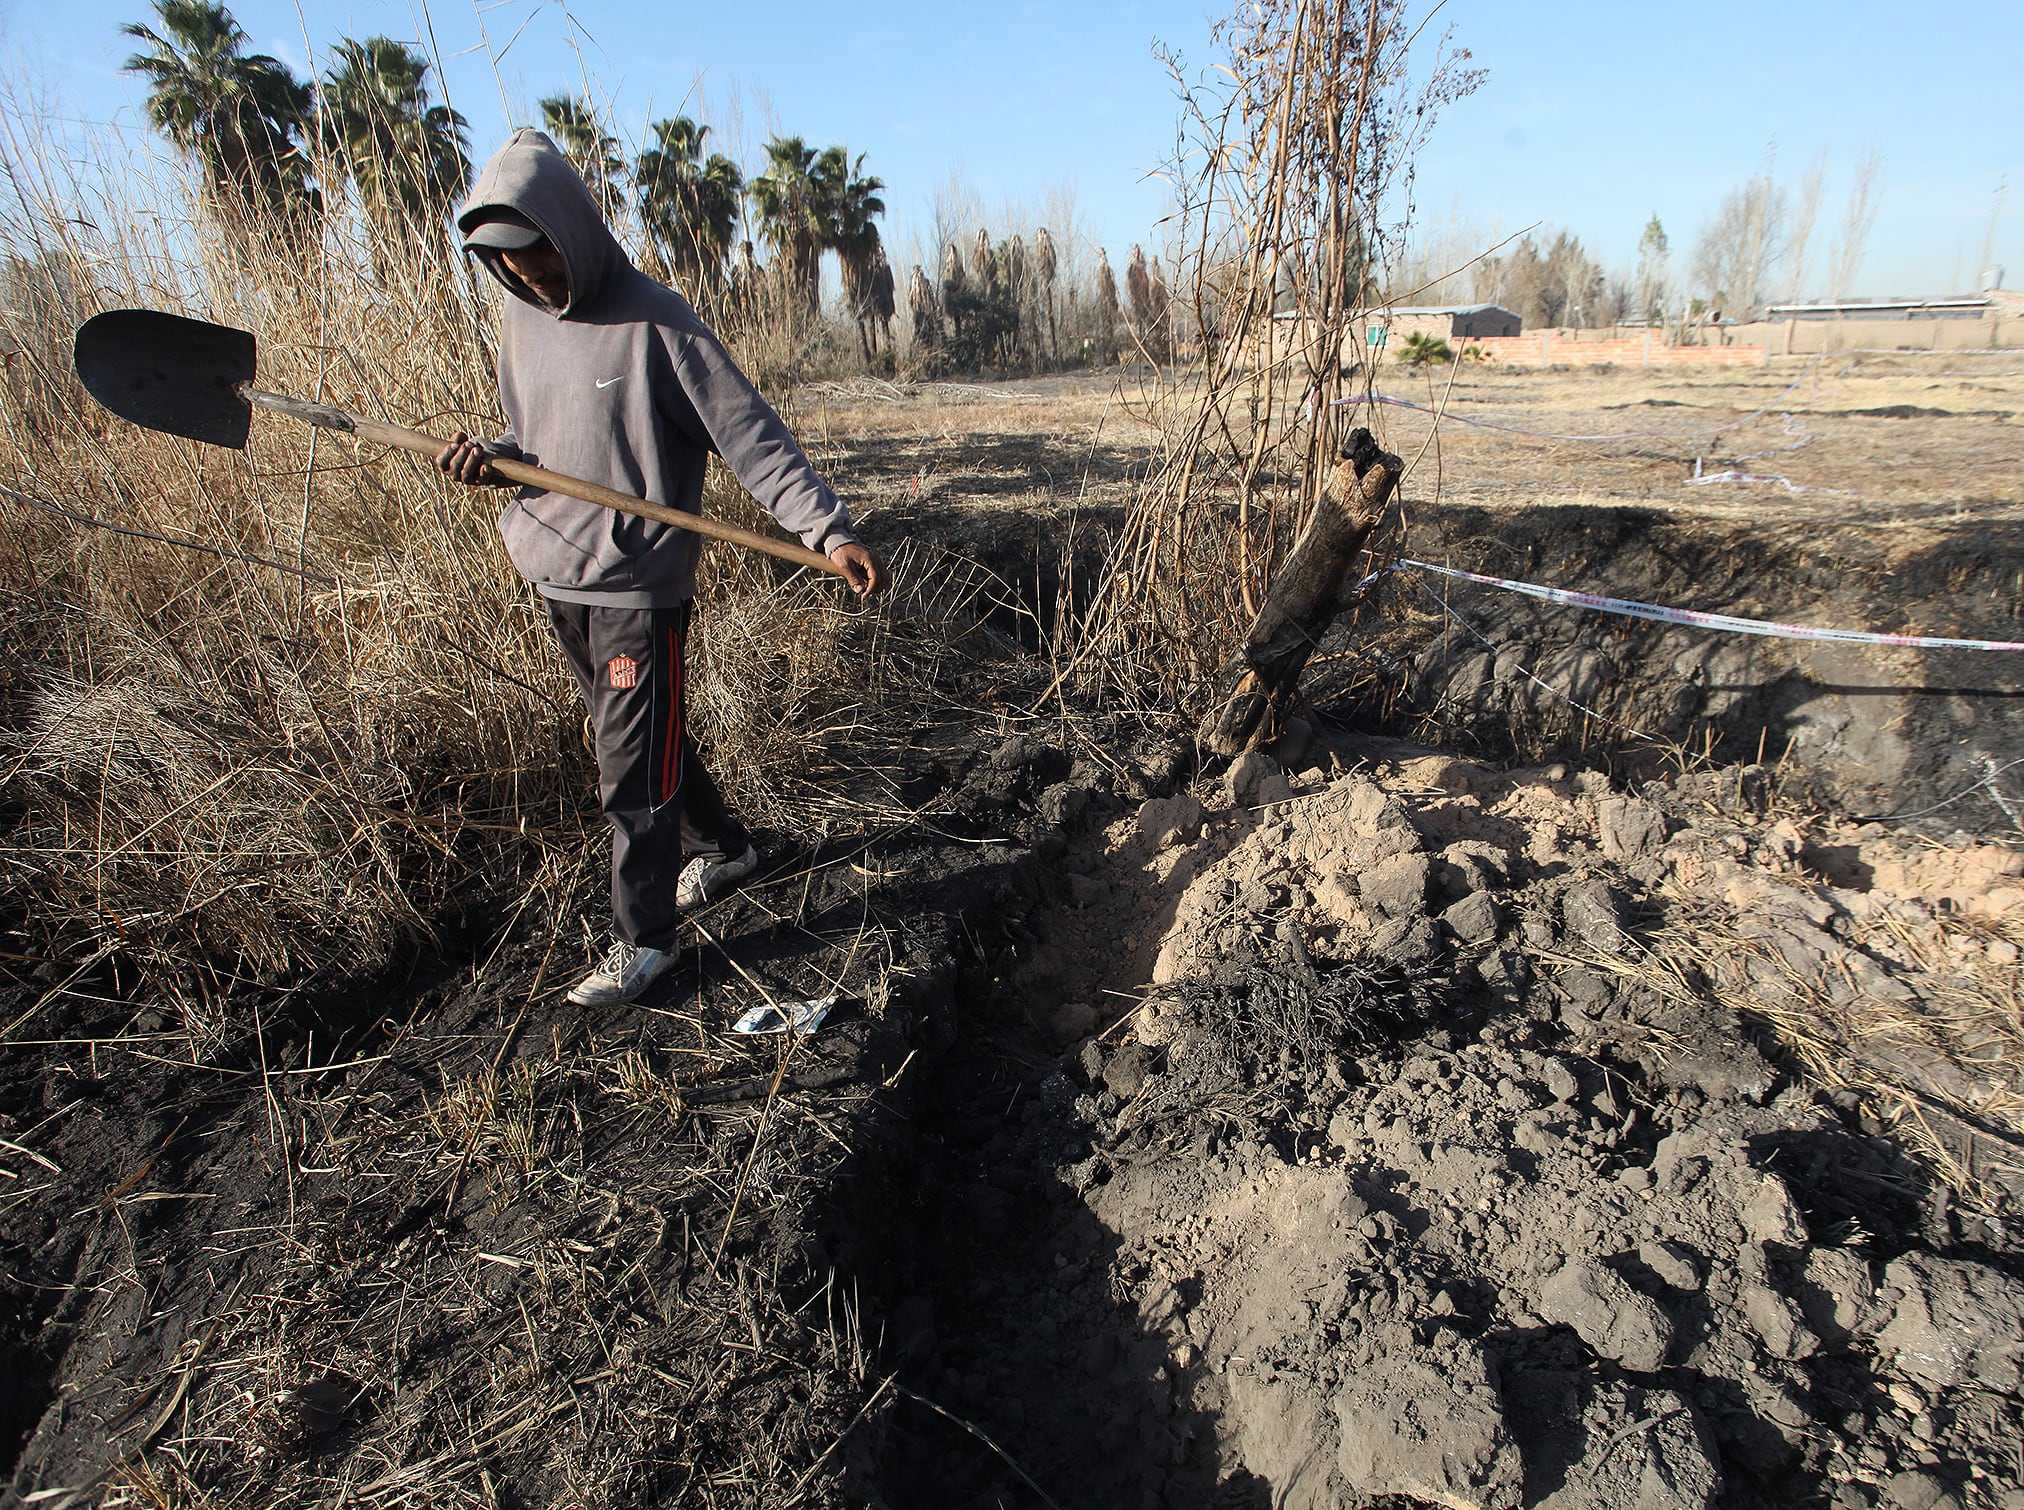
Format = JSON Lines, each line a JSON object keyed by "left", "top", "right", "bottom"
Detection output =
{"left": 1764, "top": 297, "right": 1991, "bottom": 322}
{"left": 1377, "top": 303, "right": 1524, "bottom": 340}
{"left": 1241, "top": 301, "right": 1526, "bottom": 372}
{"left": 1732, "top": 287, "right": 2021, "bottom": 353}
{"left": 1266, "top": 303, "right": 1524, "bottom": 350}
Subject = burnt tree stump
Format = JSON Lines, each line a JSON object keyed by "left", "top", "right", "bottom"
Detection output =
{"left": 1196, "top": 427, "right": 1402, "bottom": 756}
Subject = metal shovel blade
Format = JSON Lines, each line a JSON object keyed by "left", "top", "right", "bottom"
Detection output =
{"left": 74, "top": 309, "right": 256, "bottom": 450}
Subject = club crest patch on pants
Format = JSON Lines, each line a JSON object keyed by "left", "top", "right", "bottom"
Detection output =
{"left": 607, "top": 654, "right": 640, "bottom": 689}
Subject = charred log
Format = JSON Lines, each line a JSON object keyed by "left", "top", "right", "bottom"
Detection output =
{"left": 1196, "top": 426, "right": 1401, "bottom": 756}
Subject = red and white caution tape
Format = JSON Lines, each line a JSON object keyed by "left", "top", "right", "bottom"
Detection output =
{"left": 1400, "top": 561, "right": 2024, "bottom": 652}
{"left": 1683, "top": 467, "right": 1853, "bottom": 495}
{"left": 1345, "top": 390, "right": 1691, "bottom": 441}
{"left": 1685, "top": 448, "right": 1853, "bottom": 495}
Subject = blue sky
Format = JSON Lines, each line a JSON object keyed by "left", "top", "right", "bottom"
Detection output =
{"left": 9, "top": 0, "right": 2019, "bottom": 298}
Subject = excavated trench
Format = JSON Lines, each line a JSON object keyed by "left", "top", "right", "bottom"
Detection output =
{"left": 1366, "top": 502, "right": 2024, "bottom": 829}
{"left": 858, "top": 715, "right": 2024, "bottom": 1510}
{"left": 849, "top": 494, "right": 2024, "bottom": 1506}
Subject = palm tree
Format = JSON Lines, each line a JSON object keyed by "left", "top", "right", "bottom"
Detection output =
{"left": 1397, "top": 330, "right": 1453, "bottom": 369}
{"left": 749, "top": 136, "right": 824, "bottom": 317}
{"left": 814, "top": 147, "right": 885, "bottom": 358}
{"left": 121, "top": 0, "right": 315, "bottom": 226}
{"left": 1034, "top": 227, "right": 1059, "bottom": 360}
{"left": 319, "top": 37, "right": 468, "bottom": 241}
{"left": 635, "top": 116, "right": 742, "bottom": 295}
{"left": 1093, "top": 249, "right": 1120, "bottom": 364}
{"left": 539, "top": 95, "right": 625, "bottom": 222}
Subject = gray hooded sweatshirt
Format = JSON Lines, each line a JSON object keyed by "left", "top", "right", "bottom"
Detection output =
{"left": 458, "top": 129, "right": 857, "bottom": 607}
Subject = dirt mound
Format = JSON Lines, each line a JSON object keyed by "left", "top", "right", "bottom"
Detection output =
{"left": 988, "top": 737, "right": 2024, "bottom": 1505}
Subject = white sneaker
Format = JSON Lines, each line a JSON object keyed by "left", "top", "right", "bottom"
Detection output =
{"left": 566, "top": 939, "right": 677, "bottom": 1005}
{"left": 676, "top": 844, "right": 759, "bottom": 908}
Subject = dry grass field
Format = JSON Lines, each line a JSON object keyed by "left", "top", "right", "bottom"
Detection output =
{"left": 790, "top": 351, "right": 2024, "bottom": 534}
{"left": 7, "top": 0, "right": 2020, "bottom": 1493}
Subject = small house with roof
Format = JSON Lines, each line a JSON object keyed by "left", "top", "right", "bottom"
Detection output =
{"left": 1375, "top": 303, "right": 1524, "bottom": 342}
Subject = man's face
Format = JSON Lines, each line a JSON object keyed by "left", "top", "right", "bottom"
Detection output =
{"left": 500, "top": 239, "right": 569, "bottom": 308}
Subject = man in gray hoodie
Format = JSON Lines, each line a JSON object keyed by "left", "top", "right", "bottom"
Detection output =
{"left": 436, "top": 128, "right": 885, "bottom": 1006}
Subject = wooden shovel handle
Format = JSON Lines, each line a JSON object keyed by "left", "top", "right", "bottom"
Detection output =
{"left": 358, "top": 417, "right": 844, "bottom": 577}
{"left": 245, "top": 387, "right": 843, "bottom": 578}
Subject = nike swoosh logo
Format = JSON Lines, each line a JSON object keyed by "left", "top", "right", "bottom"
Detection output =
{"left": 595, "top": 376, "right": 624, "bottom": 389}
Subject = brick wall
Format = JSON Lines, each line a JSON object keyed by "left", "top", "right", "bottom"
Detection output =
{"left": 1466, "top": 331, "right": 1768, "bottom": 368}
{"left": 1724, "top": 317, "right": 2021, "bottom": 354}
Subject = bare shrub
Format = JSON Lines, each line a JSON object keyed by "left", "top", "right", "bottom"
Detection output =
{"left": 1062, "top": 0, "right": 1480, "bottom": 712}
{"left": 1691, "top": 165, "right": 1788, "bottom": 320}
{"left": 1829, "top": 150, "right": 1886, "bottom": 300}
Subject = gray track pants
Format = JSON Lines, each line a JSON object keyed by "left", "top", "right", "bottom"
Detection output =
{"left": 544, "top": 599, "right": 751, "bottom": 952}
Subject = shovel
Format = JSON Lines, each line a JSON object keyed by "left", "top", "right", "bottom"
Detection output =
{"left": 72, "top": 308, "right": 845, "bottom": 578}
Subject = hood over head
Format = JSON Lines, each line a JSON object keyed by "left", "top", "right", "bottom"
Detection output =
{"left": 458, "top": 128, "right": 627, "bottom": 317}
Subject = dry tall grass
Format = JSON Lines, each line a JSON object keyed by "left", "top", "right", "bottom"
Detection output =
{"left": 0, "top": 101, "right": 948, "bottom": 1024}
{"left": 1671, "top": 900, "right": 2023, "bottom": 1210}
